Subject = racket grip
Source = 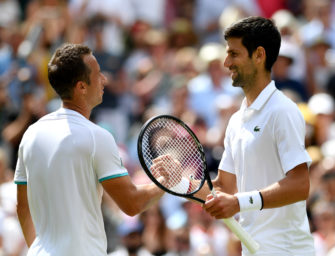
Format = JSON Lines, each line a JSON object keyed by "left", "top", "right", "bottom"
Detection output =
{"left": 210, "top": 188, "right": 217, "bottom": 198}
{"left": 222, "top": 217, "right": 260, "bottom": 254}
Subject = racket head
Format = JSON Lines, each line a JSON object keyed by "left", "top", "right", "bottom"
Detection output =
{"left": 137, "top": 115, "right": 208, "bottom": 200}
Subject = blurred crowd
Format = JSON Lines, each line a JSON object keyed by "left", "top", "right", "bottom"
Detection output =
{"left": 1, "top": 0, "right": 335, "bottom": 255}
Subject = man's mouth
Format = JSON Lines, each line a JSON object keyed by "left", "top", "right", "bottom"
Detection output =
{"left": 230, "top": 70, "right": 237, "bottom": 79}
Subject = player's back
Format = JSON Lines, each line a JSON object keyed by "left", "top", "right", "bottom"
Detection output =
{"left": 17, "top": 108, "right": 108, "bottom": 256}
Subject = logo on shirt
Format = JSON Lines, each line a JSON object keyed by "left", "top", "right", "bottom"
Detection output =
{"left": 249, "top": 196, "right": 254, "bottom": 204}
{"left": 253, "top": 126, "right": 261, "bottom": 132}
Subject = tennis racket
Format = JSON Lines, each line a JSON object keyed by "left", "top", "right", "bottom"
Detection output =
{"left": 137, "top": 114, "right": 259, "bottom": 254}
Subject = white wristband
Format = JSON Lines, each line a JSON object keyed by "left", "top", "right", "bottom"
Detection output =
{"left": 170, "top": 177, "right": 190, "bottom": 194}
{"left": 235, "top": 191, "right": 263, "bottom": 212}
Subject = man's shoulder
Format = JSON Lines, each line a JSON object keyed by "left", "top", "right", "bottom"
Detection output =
{"left": 267, "top": 91, "right": 305, "bottom": 126}
{"left": 225, "top": 109, "right": 243, "bottom": 133}
{"left": 269, "top": 89, "right": 300, "bottom": 112}
{"left": 229, "top": 108, "right": 243, "bottom": 121}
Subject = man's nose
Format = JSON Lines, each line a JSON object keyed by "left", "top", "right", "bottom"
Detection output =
{"left": 223, "top": 56, "right": 230, "bottom": 68}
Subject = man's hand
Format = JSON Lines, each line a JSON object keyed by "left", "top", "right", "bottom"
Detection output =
{"left": 150, "top": 154, "right": 183, "bottom": 189}
{"left": 203, "top": 191, "right": 240, "bottom": 219}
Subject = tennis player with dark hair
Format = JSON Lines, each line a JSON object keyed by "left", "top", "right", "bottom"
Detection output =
{"left": 14, "top": 43, "right": 164, "bottom": 256}
{"left": 203, "top": 17, "right": 315, "bottom": 255}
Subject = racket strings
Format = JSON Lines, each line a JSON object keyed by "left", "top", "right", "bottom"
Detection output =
{"left": 142, "top": 118, "right": 205, "bottom": 194}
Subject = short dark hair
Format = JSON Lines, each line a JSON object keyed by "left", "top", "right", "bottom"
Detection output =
{"left": 48, "top": 43, "right": 92, "bottom": 99}
{"left": 224, "top": 16, "right": 281, "bottom": 71}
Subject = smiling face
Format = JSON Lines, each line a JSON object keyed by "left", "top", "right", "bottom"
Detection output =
{"left": 83, "top": 54, "right": 107, "bottom": 108}
{"left": 224, "top": 37, "right": 258, "bottom": 89}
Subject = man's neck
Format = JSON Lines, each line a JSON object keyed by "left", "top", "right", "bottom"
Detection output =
{"left": 244, "top": 74, "right": 271, "bottom": 107}
{"left": 62, "top": 101, "right": 91, "bottom": 119}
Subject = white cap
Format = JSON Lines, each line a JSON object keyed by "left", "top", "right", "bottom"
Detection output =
{"left": 272, "top": 9, "right": 298, "bottom": 31}
{"left": 278, "top": 40, "right": 296, "bottom": 62}
{"left": 308, "top": 93, "right": 335, "bottom": 115}
{"left": 321, "top": 139, "right": 335, "bottom": 158}
{"left": 198, "top": 43, "right": 226, "bottom": 64}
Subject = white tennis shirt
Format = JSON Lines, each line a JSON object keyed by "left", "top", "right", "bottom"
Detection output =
{"left": 219, "top": 81, "right": 315, "bottom": 256}
{"left": 14, "top": 108, "right": 128, "bottom": 256}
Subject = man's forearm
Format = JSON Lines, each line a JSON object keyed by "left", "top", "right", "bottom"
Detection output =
{"left": 17, "top": 206, "right": 36, "bottom": 247}
{"left": 260, "top": 163, "right": 310, "bottom": 209}
{"left": 19, "top": 213, "right": 35, "bottom": 247}
{"left": 17, "top": 185, "right": 35, "bottom": 247}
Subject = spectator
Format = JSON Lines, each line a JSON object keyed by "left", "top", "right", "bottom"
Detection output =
{"left": 168, "top": 19, "right": 198, "bottom": 50}
{"left": 108, "top": 215, "right": 151, "bottom": 256}
{"left": 130, "top": 0, "right": 166, "bottom": 28}
{"left": 0, "top": 0, "right": 21, "bottom": 28}
{"left": 187, "top": 42, "right": 242, "bottom": 128}
{"left": 311, "top": 201, "right": 335, "bottom": 256}
{"left": 68, "top": 0, "right": 135, "bottom": 56}
{"left": 192, "top": 0, "right": 229, "bottom": 44}
{"left": 140, "top": 204, "right": 170, "bottom": 256}
{"left": 272, "top": 39, "right": 309, "bottom": 102}
{"left": 164, "top": 226, "right": 192, "bottom": 256}
{"left": 308, "top": 93, "right": 335, "bottom": 146}
{"left": 188, "top": 204, "right": 232, "bottom": 256}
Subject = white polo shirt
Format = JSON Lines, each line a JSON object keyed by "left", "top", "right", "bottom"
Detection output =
{"left": 219, "top": 81, "right": 315, "bottom": 256}
{"left": 14, "top": 108, "right": 128, "bottom": 256}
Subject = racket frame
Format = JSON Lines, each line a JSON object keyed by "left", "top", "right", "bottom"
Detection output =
{"left": 137, "top": 114, "right": 207, "bottom": 203}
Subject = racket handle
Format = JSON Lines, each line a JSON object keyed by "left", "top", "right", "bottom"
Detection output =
{"left": 222, "top": 217, "right": 260, "bottom": 254}
{"left": 209, "top": 186, "right": 259, "bottom": 253}
{"left": 210, "top": 188, "right": 217, "bottom": 198}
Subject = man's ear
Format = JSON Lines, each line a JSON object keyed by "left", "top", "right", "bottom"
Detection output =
{"left": 75, "top": 81, "right": 87, "bottom": 94}
{"left": 253, "top": 46, "right": 266, "bottom": 65}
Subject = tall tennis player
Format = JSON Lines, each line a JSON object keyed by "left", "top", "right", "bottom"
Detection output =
{"left": 202, "top": 17, "right": 315, "bottom": 256}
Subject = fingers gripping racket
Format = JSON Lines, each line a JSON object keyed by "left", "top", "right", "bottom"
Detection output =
{"left": 137, "top": 115, "right": 259, "bottom": 254}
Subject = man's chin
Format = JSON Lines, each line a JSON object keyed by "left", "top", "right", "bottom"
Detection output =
{"left": 232, "top": 80, "right": 242, "bottom": 88}
{"left": 93, "top": 99, "right": 103, "bottom": 108}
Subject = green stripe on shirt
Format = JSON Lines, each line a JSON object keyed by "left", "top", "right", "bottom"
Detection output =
{"left": 14, "top": 181, "right": 27, "bottom": 185}
{"left": 99, "top": 172, "right": 128, "bottom": 182}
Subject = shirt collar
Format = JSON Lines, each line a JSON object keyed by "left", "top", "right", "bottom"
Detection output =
{"left": 56, "top": 107, "right": 87, "bottom": 119}
{"left": 241, "top": 80, "right": 277, "bottom": 111}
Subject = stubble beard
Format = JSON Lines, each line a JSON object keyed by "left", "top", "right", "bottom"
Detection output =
{"left": 231, "top": 68, "right": 257, "bottom": 89}
{"left": 232, "top": 71, "right": 245, "bottom": 88}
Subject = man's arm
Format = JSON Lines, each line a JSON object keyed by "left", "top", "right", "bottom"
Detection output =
{"left": 260, "top": 163, "right": 310, "bottom": 208}
{"left": 213, "top": 170, "right": 238, "bottom": 194}
{"left": 16, "top": 184, "right": 35, "bottom": 247}
{"left": 204, "top": 163, "right": 310, "bottom": 219}
{"left": 193, "top": 169, "right": 238, "bottom": 201}
{"left": 101, "top": 175, "right": 164, "bottom": 216}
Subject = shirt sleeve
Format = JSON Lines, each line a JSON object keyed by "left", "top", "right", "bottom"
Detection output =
{"left": 274, "top": 104, "right": 312, "bottom": 173}
{"left": 93, "top": 128, "right": 128, "bottom": 182}
{"left": 14, "top": 143, "right": 28, "bottom": 185}
{"left": 218, "top": 119, "right": 236, "bottom": 174}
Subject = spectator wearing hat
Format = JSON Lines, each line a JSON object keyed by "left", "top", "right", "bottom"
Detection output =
{"left": 272, "top": 40, "right": 309, "bottom": 102}
{"left": 305, "top": 36, "right": 333, "bottom": 95}
{"left": 308, "top": 93, "right": 335, "bottom": 146}
{"left": 187, "top": 42, "right": 242, "bottom": 128}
